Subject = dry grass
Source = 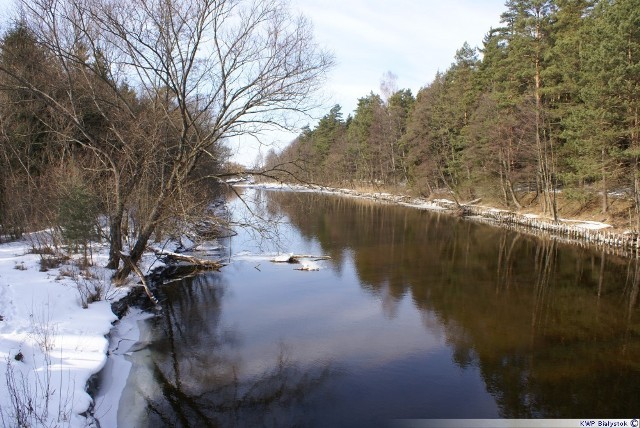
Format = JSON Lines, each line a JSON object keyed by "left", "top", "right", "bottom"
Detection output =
{"left": 520, "top": 192, "right": 636, "bottom": 232}
{"left": 342, "top": 183, "right": 639, "bottom": 232}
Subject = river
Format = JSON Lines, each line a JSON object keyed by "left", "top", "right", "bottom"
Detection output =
{"left": 111, "top": 188, "right": 640, "bottom": 427}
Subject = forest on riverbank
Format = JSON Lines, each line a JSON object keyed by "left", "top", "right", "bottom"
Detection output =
{"left": 265, "top": 0, "right": 640, "bottom": 228}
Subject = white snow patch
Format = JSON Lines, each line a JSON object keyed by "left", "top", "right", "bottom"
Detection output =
{"left": 296, "top": 261, "right": 320, "bottom": 271}
{"left": 432, "top": 198, "right": 456, "bottom": 205}
{"left": 272, "top": 252, "right": 294, "bottom": 262}
{"left": 0, "top": 235, "right": 160, "bottom": 427}
{"left": 561, "top": 219, "right": 612, "bottom": 230}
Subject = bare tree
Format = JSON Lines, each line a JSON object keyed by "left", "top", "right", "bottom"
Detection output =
{"left": 6, "top": 0, "right": 332, "bottom": 278}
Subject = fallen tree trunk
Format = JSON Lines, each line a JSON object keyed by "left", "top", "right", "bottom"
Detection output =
{"left": 151, "top": 248, "right": 224, "bottom": 270}
{"left": 271, "top": 254, "right": 332, "bottom": 263}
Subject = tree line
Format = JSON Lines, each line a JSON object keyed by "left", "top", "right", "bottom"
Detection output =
{"left": 0, "top": 0, "right": 332, "bottom": 278}
{"left": 266, "top": 0, "right": 640, "bottom": 226}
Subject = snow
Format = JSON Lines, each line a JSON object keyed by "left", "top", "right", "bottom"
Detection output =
{"left": 92, "top": 308, "right": 153, "bottom": 427}
{"left": 296, "top": 261, "right": 320, "bottom": 271}
{"left": 561, "top": 219, "right": 612, "bottom": 230}
{"left": 0, "top": 236, "right": 160, "bottom": 427}
{"left": 272, "top": 252, "right": 294, "bottom": 262}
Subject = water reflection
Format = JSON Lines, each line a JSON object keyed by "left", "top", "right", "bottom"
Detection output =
{"left": 121, "top": 273, "right": 336, "bottom": 427}
{"left": 267, "top": 190, "right": 640, "bottom": 418}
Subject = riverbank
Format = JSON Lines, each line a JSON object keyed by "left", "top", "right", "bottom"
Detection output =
{"left": 0, "top": 234, "right": 173, "bottom": 427}
{"left": 0, "top": 193, "right": 228, "bottom": 426}
{"left": 239, "top": 182, "right": 640, "bottom": 257}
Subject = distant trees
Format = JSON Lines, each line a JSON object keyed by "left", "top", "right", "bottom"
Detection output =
{"left": 266, "top": 0, "right": 640, "bottom": 226}
{"left": 0, "top": 24, "right": 58, "bottom": 239}
{"left": 0, "top": 0, "right": 332, "bottom": 275}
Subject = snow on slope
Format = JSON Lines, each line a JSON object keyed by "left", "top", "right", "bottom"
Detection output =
{"left": 0, "top": 238, "right": 135, "bottom": 427}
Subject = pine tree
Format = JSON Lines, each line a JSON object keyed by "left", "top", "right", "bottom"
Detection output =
{"left": 346, "top": 93, "right": 385, "bottom": 183}
{"left": 579, "top": 0, "right": 640, "bottom": 225}
{"left": 58, "top": 183, "right": 99, "bottom": 264}
{"left": 545, "top": 1, "right": 608, "bottom": 210}
{"left": 386, "top": 89, "right": 415, "bottom": 184}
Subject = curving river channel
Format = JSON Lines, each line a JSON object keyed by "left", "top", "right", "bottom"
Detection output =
{"left": 112, "top": 188, "right": 640, "bottom": 427}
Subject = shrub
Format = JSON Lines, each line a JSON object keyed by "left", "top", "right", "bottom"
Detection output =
{"left": 57, "top": 185, "right": 99, "bottom": 264}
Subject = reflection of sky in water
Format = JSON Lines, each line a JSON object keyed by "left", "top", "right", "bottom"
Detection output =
{"left": 226, "top": 188, "right": 327, "bottom": 256}
{"left": 219, "top": 259, "right": 446, "bottom": 378}
{"left": 213, "top": 188, "right": 500, "bottom": 423}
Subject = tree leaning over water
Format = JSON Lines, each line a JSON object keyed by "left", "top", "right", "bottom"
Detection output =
{"left": 0, "top": 0, "right": 332, "bottom": 278}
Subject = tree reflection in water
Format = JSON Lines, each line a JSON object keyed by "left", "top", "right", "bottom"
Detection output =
{"left": 267, "top": 189, "right": 640, "bottom": 418}
{"left": 130, "top": 273, "right": 336, "bottom": 428}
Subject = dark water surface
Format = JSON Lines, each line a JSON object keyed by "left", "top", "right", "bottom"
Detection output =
{"left": 119, "top": 188, "right": 640, "bottom": 427}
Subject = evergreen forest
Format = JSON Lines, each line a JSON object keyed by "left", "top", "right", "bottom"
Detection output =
{"left": 266, "top": 0, "right": 640, "bottom": 226}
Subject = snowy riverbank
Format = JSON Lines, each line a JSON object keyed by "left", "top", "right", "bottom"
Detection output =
{"left": 0, "top": 236, "right": 165, "bottom": 427}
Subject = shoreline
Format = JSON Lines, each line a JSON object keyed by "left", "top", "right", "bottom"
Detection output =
{"left": 0, "top": 195, "right": 227, "bottom": 427}
{"left": 92, "top": 307, "right": 154, "bottom": 427}
{"left": 238, "top": 182, "right": 639, "bottom": 258}
{"left": 0, "top": 235, "right": 173, "bottom": 427}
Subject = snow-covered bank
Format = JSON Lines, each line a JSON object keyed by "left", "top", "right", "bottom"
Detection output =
{"left": 92, "top": 307, "right": 154, "bottom": 427}
{"left": 0, "top": 237, "right": 162, "bottom": 427}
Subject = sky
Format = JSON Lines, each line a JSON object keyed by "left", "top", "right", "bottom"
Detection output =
{"left": 229, "top": 0, "right": 508, "bottom": 166}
